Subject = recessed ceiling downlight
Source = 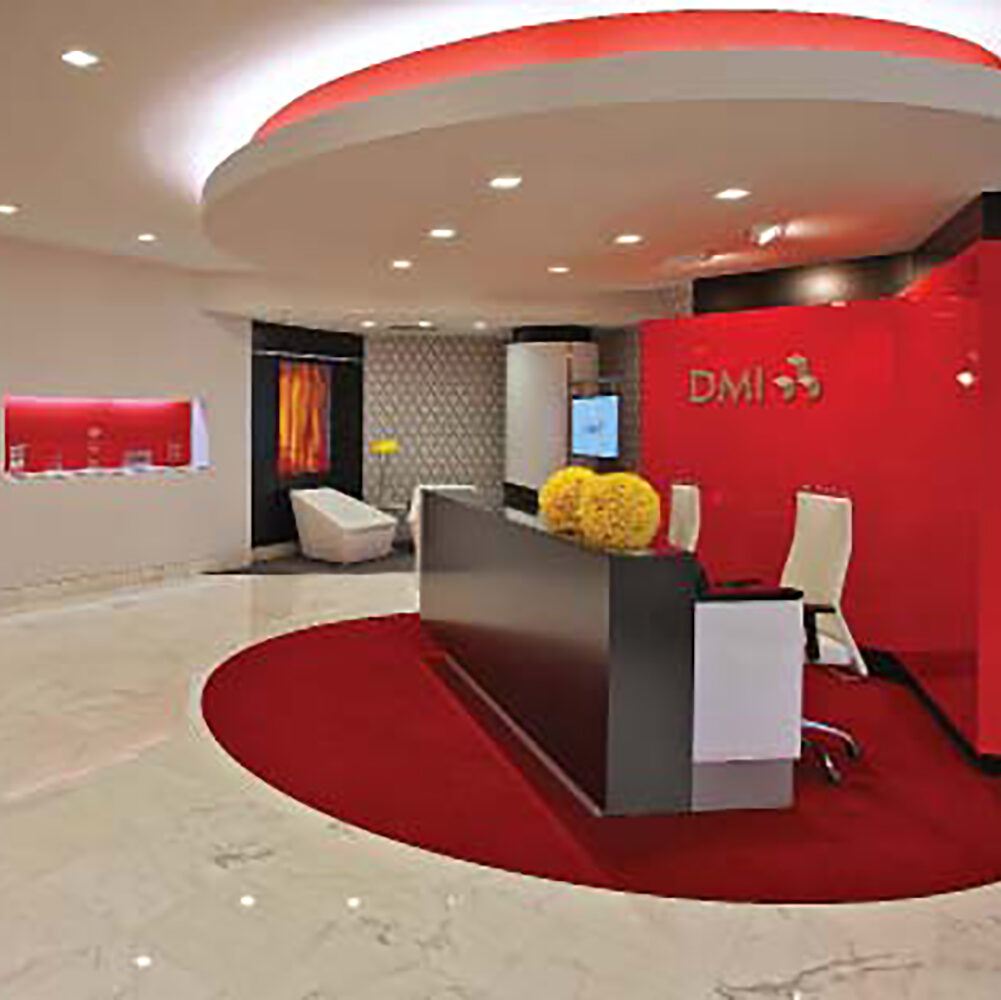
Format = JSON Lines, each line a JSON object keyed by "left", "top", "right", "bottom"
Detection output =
{"left": 716, "top": 188, "right": 751, "bottom": 201}
{"left": 0, "top": 204, "right": 20, "bottom": 216}
{"left": 614, "top": 234, "right": 643, "bottom": 245}
{"left": 61, "top": 49, "right": 101, "bottom": 68}
{"left": 361, "top": 320, "right": 377, "bottom": 329}
{"left": 428, "top": 228, "right": 457, "bottom": 240}
{"left": 391, "top": 259, "right": 413, "bottom": 270}
{"left": 418, "top": 320, "right": 434, "bottom": 329}
{"left": 489, "top": 176, "right": 522, "bottom": 190}
{"left": 548, "top": 265, "right": 571, "bottom": 274}
{"left": 136, "top": 233, "right": 158, "bottom": 243}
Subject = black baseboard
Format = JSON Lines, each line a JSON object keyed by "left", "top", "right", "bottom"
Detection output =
{"left": 503, "top": 482, "right": 539, "bottom": 514}
{"left": 862, "top": 647, "right": 1001, "bottom": 775}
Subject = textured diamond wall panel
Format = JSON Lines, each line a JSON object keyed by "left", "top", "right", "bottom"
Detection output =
{"left": 363, "top": 336, "right": 506, "bottom": 508}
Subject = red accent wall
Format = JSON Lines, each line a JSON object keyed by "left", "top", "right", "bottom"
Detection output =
{"left": 976, "top": 243, "right": 1001, "bottom": 751}
{"left": 4, "top": 397, "right": 193, "bottom": 473}
{"left": 642, "top": 248, "right": 992, "bottom": 750}
{"left": 256, "top": 11, "right": 1001, "bottom": 139}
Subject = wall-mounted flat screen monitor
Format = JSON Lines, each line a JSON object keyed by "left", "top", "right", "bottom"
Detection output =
{"left": 572, "top": 395, "right": 620, "bottom": 459}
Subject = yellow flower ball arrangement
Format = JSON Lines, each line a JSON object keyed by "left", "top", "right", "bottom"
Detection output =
{"left": 577, "top": 472, "right": 662, "bottom": 552}
{"left": 538, "top": 466, "right": 597, "bottom": 534}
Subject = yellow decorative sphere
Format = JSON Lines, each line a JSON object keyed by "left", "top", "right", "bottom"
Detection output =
{"left": 539, "top": 466, "right": 597, "bottom": 533}
{"left": 578, "top": 472, "right": 662, "bottom": 551}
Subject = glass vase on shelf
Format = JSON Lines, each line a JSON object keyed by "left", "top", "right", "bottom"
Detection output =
{"left": 8, "top": 443, "right": 27, "bottom": 474}
{"left": 86, "top": 426, "right": 103, "bottom": 470}
{"left": 124, "top": 448, "right": 153, "bottom": 471}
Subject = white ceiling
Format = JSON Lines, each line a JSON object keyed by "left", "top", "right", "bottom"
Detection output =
{"left": 203, "top": 97, "right": 1001, "bottom": 330}
{"left": 3, "top": 1, "right": 1001, "bottom": 333}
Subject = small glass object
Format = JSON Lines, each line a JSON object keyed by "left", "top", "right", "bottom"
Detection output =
{"left": 124, "top": 448, "right": 154, "bottom": 470}
{"left": 86, "top": 426, "right": 103, "bottom": 469}
{"left": 8, "top": 443, "right": 27, "bottom": 473}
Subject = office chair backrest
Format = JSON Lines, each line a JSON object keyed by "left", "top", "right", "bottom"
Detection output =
{"left": 780, "top": 491, "right": 852, "bottom": 607}
{"left": 668, "top": 483, "right": 701, "bottom": 552}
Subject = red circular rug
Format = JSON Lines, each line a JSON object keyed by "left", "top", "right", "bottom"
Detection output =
{"left": 202, "top": 613, "right": 1001, "bottom": 903}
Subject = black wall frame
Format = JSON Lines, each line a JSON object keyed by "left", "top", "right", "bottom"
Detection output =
{"left": 251, "top": 322, "right": 364, "bottom": 548}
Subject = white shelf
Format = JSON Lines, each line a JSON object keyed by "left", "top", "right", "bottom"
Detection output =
{"left": 5, "top": 464, "right": 212, "bottom": 482}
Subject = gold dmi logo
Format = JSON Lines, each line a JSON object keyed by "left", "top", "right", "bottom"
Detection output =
{"left": 689, "top": 354, "right": 823, "bottom": 406}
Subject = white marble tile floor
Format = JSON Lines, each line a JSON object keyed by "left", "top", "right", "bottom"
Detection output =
{"left": 0, "top": 570, "right": 998, "bottom": 998}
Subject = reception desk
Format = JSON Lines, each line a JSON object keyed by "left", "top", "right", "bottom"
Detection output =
{"left": 420, "top": 491, "right": 803, "bottom": 816}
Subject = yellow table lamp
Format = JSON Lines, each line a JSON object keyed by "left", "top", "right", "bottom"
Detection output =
{"left": 369, "top": 438, "right": 400, "bottom": 505}
{"left": 369, "top": 439, "right": 399, "bottom": 456}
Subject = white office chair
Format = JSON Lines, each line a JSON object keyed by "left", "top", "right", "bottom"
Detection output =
{"left": 780, "top": 491, "right": 867, "bottom": 677}
{"left": 408, "top": 484, "right": 478, "bottom": 571}
{"left": 668, "top": 483, "right": 701, "bottom": 553}
{"left": 779, "top": 491, "right": 865, "bottom": 783}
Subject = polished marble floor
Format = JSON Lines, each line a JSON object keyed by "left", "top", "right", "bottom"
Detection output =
{"left": 0, "top": 570, "right": 999, "bottom": 999}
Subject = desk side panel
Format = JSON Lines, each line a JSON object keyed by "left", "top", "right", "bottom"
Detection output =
{"left": 421, "top": 494, "right": 611, "bottom": 807}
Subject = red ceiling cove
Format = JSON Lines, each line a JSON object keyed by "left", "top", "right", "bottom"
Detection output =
{"left": 256, "top": 10, "right": 1001, "bottom": 140}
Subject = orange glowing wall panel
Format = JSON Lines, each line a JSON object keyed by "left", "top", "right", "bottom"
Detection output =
{"left": 277, "top": 360, "right": 331, "bottom": 479}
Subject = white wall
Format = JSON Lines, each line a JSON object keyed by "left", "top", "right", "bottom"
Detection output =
{"left": 505, "top": 342, "right": 598, "bottom": 491}
{"left": 0, "top": 237, "right": 250, "bottom": 598}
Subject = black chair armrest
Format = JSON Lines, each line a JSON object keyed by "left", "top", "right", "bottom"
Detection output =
{"left": 803, "top": 604, "right": 837, "bottom": 661}
{"left": 700, "top": 586, "right": 804, "bottom": 603}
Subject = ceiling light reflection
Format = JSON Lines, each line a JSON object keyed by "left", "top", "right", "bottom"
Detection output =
{"left": 753, "top": 223, "right": 784, "bottom": 247}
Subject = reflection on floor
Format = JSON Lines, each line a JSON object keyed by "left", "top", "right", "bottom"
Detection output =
{"left": 0, "top": 570, "right": 999, "bottom": 998}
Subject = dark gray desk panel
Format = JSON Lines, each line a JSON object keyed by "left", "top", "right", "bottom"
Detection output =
{"left": 421, "top": 493, "right": 611, "bottom": 806}
{"left": 421, "top": 492, "right": 702, "bottom": 814}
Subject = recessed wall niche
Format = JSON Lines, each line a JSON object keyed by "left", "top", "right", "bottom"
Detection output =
{"left": 3, "top": 395, "right": 210, "bottom": 477}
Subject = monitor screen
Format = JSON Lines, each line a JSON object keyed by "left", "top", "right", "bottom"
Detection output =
{"left": 572, "top": 395, "right": 620, "bottom": 459}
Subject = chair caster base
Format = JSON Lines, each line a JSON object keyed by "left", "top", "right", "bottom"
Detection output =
{"left": 805, "top": 738, "right": 843, "bottom": 784}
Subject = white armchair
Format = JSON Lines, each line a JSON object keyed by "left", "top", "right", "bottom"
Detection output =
{"left": 290, "top": 488, "right": 397, "bottom": 564}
